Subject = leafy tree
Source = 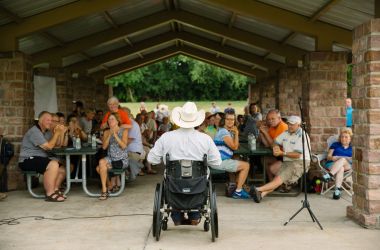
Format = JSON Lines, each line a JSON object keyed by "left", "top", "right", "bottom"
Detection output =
{"left": 106, "top": 55, "right": 252, "bottom": 101}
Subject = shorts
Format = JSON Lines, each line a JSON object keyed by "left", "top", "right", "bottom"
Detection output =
{"left": 211, "top": 159, "right": 238, "bottom": 173}
{"left": 128, "top": 151, "right": 145, "bottom": 162}
{"left": 19, "top": 156, "right": 53, "bottom": 174}
{"left": 278, "top": 160, "right": 310, "bottom": 185}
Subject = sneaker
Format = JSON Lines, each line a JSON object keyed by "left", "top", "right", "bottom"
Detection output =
{"left": 333, "top": 189, "right": 341, "bottom": 200}
{"left": 225, "top": 183, "right": 236, "bottom": 197}
{"left": 322, "top": 173, "right": 331, "bottom": 182}
{"left": 250, "top": 185, "right": 262, "bottom": 203}
{"left": 232, "top": 189, "right": 251, "bottom": 199}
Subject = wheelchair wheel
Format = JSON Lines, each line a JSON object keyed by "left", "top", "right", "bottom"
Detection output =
{"left": 210, "top": 183, "right": 217, "bottom": 242}
{"left": 155, "top": 182, "right": 164, "bottom": 241}
{"left": 152, "top": 183, "right": 160, "bottom": 237}
{"left": 213, "top": 185, "right": 219, "bottom": 238}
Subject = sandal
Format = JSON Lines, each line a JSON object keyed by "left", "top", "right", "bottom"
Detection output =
{"left": 110, "top": 185, "right": 120, "bottom": 193}
{"left": 45, "top": 192, "right": 65, "bottom": 202}
{"left": 98, "top": 191, "right": 109, "bottom": 201}
{"left": 55, "top": 190, "right": 67, "bottom": 199}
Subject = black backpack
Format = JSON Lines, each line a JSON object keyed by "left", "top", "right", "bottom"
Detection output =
{"left": 0, "top": 136, "right": 14, "bottom": 166}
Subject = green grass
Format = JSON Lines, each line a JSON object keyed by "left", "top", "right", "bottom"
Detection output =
{"left": 121, "top": 101, "right": 247, "bottom": 116}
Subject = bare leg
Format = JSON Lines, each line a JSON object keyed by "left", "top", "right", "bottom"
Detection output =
{"left": 44, "top": 160, "right": 64, "bottom": 201}
{"left": 97, "top": 158, "right": 109, "bottom": 193}
{"left": 54, "top": 166, "right": 66, "bottom": 190}
{"left": 329, "top": 158, "right": 351, "bottom": 188}
{"left": 235, "top": 161, "right": 249, "bottom": 190}
{"left": 257, "top": 176, "right": 284, "bottom": 197}
{"left": 265, "top": 157, "right": 277, "bottom": 181}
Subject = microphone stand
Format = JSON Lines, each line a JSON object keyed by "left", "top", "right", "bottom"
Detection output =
{"left": 283, "top": 98, "right": 323, "bottom": 230}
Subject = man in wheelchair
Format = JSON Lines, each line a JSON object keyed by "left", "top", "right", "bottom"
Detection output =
{"left": 148, "top": 102, "right": 222, "bottom": 225}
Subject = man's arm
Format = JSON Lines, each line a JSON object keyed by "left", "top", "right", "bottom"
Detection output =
{"left": 40, "top": 125, "right": 65, "bottom": 150}
{"left": 147, "top": 137, "right": 164, "bottom": 165}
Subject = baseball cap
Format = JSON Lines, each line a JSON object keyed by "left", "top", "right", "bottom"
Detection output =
{"left": 287, "top": 115, "right": 301, "bottom": 124}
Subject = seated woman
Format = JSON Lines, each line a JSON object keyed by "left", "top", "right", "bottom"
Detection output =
{"left": 212, "top": 112, "right": 250, "bottom": 199}
{"left": 322, "top": 128, "right": 353, "bottom": 200}
{"left": 96, "top": 113, "right": 131, "bottom": 200}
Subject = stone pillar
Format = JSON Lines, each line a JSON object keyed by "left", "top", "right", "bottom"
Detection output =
{"left": 303, "top": 52, "right": 348, "bottom": 153}
{"left": 278, "top": 68, "right": 303, "bottom": 116}
{"left": 258, "top": 77, "right": 277, "bottom": 115}
{"left": 0, "top": 52, "right": 34, "bottom": 190}
{"left": 347, "top": 19, "right": 380, "bottom": 229}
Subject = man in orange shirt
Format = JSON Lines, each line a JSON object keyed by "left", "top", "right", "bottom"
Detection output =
{"left": 101, "top": 97, "right": 132, "bottom": 130}
{"left": 258, "top": 109, "right": 288, "bottom": 182}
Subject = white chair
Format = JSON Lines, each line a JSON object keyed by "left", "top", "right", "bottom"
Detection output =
{"left": 311, "top": 135, "right": 353, "bottom": 197}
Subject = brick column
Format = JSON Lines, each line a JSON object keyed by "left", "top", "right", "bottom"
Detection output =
{"left": 303, "top": 52, "right": 348, "bottom": 153}
{"left": 278, "top": 68, "right": 303, "bottom": 116}
{"left": 347, "top": 19, "right": 380, "bottom": 229}
{"left": 0, "top": 52, "right": 34, "bottom": 190}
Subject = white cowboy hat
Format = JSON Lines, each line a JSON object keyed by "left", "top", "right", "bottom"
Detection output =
{"left": 170, "top": 102, "right": 205, "bottom": 128}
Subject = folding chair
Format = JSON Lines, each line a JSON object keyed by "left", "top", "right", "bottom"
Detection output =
{"left": 311, "top": 135, "right": 353, "bottom": 197}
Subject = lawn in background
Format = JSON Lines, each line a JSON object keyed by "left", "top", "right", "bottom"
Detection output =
{"left": 121, "top": 100, "right": 247, "bottom": 116}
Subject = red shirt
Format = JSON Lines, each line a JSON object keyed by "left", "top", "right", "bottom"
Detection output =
{"left": 101, "top": 109, "right": 131, "bottom": 126}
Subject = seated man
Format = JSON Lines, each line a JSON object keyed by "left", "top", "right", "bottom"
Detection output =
{"left": 258, "top": 109, "right": 288, "bottom": 182}
{"left": 251, "top": 116, "right": 310, "bottom": 203}
{"left": 148, "top": 102, "right": 221, "bottom": 225}
{"left": 18, "top": 111, "right": 67, "bottom": 202}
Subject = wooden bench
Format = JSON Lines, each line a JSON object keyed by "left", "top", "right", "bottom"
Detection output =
{"left": 23, "top": 171, "right": 45, "bottom": 199}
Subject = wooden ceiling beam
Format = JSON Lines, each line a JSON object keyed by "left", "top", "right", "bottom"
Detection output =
{"left": 32, "top": 10, "right": 176, "bottom": 65}
{"left": 0, "top": 0, "right": 128, "bottom": 51}
{"left": 66, "top": 31, "right": 282, "bottom": 74}
{"left": 91, "top": 47, "right": 179, "bottom": 79}
{"left": 33, "top": 10, "right": 306, "bottom": 67}
{"left": 103, "top": 11, "right": 118, "bottom": 29}
{"left": 207, "top": 0, "right": 351, "bottom": 48}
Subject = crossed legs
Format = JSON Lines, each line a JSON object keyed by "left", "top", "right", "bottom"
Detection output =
{"left": 329, "top": 158, "right": 351, "bottom": 188}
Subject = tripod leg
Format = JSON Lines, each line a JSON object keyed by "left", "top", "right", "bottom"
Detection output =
{"left": 284, "top": 206, "right": 304, "bottom": 226}
{"left": 307, "top": 207, "right": 323, "bottom": 230}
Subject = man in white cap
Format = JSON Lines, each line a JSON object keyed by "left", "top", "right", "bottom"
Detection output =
{"left": 251, "top": 115, "right": 310, "bottom": 203}
{"left": 148, "top": 102, "right": 222, "bottom": 225}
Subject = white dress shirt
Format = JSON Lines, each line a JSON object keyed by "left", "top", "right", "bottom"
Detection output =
{"left": 147, "top": 128, "right": 222, "bottom": 167}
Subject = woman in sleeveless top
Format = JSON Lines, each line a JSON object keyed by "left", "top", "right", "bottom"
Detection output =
{"left": 96, "top": 112, "right": 129, "bottom": 200}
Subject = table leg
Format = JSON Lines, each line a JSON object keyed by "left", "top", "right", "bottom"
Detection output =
{"left": 64, "top": 155, "right": 71, "bottom": 195}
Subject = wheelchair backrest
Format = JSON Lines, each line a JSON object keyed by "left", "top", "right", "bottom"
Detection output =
{"left": 165, "top": 153, "right": 207, "bottom": 179}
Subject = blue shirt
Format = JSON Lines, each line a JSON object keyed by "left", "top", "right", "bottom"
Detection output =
{"left": 329, "top": 141, "right": 352, "bottom": 158}
{"left": 346, "top": 106, "right": 353, "bottom": 127}
{"left": 214, "top": 128, "right": 233, "bottom": 161}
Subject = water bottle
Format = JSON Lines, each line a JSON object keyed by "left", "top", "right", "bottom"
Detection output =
{"left": 91, "top": 134, "right": 97, "bottom": 148}
{"left": 72, "top": 135, "right": 77, "bottom": 148}
{"left": 75, "top": 137, "right": 81, "bottom": 149}
{"left": 87, "top": 133, "right": 91, "bottom": 144}
{"left": 250, "top": 136, "right": 256, "bottom": 151}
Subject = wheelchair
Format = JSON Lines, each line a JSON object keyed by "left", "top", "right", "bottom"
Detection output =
{"left": 152, "top": 154, "right": 219, "bottom": 242}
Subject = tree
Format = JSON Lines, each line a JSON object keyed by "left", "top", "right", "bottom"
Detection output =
{"left": 106, "top": 55, "right": 251, "bottom": 101}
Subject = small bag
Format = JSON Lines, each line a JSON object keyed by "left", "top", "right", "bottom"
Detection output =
{"left": 111, "top": 160, "right": 123, "bottom": 169}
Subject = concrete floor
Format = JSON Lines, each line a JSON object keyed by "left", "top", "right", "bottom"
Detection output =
{"left": 0, "top": 172, "right": 378, "bottom": 250}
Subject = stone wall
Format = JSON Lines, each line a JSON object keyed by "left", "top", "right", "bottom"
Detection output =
{"left": 1, "top": 61, "right": 109, "bottom": 190}
{"left": 278, "top": 68, "right": 303, "bottom": 116}
{"left": 347, "top": 19, "right": 380, "bottom": 229}
{"left": 303, "top": 52, "right": 347, "bottom": 153}
{"left": 0, "top": 52, "right": 34, "bottom": 190}
{"left": 258, "top": 77, "right": 277, "bottom": 116}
